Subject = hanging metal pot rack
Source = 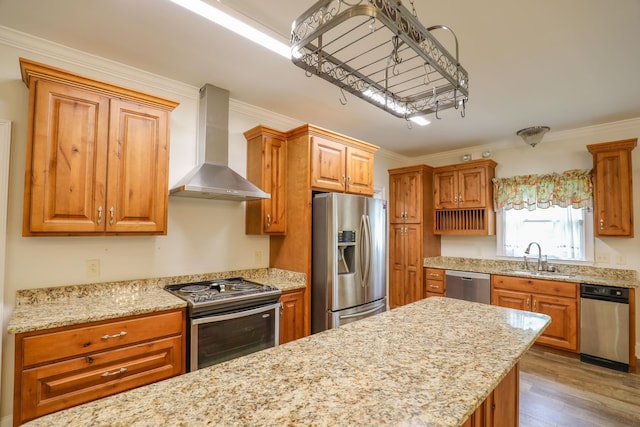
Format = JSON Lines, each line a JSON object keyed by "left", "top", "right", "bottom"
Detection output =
{"left": 290, "top": 0, "right": 469, "bottom": 121}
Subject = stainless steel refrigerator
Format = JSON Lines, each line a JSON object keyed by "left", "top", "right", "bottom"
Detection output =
{"left": 312, "top": 192, "right": 387, "bottom": 333}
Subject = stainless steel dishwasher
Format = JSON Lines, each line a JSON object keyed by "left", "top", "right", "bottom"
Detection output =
{"left": 445, "top": 270, "right": 491, "bottom": 304}
{"left": 580, "top": 283, "right": 629, "bottom": 372}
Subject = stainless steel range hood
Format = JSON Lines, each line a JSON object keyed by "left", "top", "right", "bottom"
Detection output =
{"left": 169, "top": 84, "right": 270, "bottom": 201}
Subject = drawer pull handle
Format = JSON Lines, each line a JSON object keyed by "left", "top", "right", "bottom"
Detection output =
{"left": 429, "top": 285, "right": 439, "bottom": 289}
{"left": 429, "top": 273, "right": 439, "bottom": 277}
{"left": 101, "top": 331, "right": 127, "bottom": 340}
{"left": 101, "top": 367, "right": 127, "bottom": 377}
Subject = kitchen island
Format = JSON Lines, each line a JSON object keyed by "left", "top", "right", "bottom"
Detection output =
{"left": 24, "top": 297, "right": 549, "bottom": 427}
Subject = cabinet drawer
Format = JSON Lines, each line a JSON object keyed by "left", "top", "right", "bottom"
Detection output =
{"left": 424, "top": 268, "right": 444, "bottom": 281}
{"left": 491, "top": 275, "right": 577, "bottom": 299}
{"left": 425, "top": 279, "right": 445, "bottom": 294}
{"left": 22, "top": 310, "right": 183, "bottom": 367}
{"left": 20, "top": 336, "right": 183, "bottom": 423}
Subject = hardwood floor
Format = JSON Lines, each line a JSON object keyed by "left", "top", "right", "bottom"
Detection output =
{"left": 520, "top": 347, "right": 640, "bottom": 426}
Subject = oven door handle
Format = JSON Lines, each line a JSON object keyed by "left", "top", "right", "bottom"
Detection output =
{"left": 191, "top": 302, "right": 280, "bottom": 325}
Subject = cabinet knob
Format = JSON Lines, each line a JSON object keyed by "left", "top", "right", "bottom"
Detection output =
{"left": 97, "top": 206, "right": 103, "bottom": 225}
{"left": 526, "top": 298, "right": 530, "bottom": 310}
{"left": 599, "top": 218, "right": 604, "bottom": 230}
{"left": 266, "top": 214, "right": 272, "bottom": 228}
{"left": 533, "top": 299, "right": 537, "bottom": 311}
{"left": 109, "top": 206, "right": 114, "bottom": 226}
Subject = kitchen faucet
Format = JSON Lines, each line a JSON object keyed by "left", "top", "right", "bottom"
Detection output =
{"left": 524, "top": 242, "right": 544, "bottom": 271}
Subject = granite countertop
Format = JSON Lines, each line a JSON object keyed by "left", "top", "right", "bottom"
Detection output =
{"left": 7, "top": 268, "right": 306, "bottom": 334}
{"left": 424, "top": 256, "right": 639, "bottom": 289}
{"left": 24, "top": 297, "right": 550, "bottom": 427}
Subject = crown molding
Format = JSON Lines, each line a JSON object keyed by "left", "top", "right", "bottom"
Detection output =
{"left": 229, "top": 98, "right": 302, "bottom": 130}
{"left": 418, "top": 117, "right": 640, "bottom": 165}
{"left": 0, "top": 25, "right": 196, "bottom": 100}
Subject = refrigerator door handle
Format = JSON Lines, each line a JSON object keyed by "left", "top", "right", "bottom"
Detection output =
{"left": 358, "top": 215, "right": 372, "bottom": 287}
{"left": 363, "top": 215, "right": 372, "bottom": 287}
{"left": 339, "top": 301, "right": 385, "bottom": 320}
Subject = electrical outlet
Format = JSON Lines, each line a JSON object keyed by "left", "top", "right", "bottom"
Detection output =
{"left": 595, "top": 252, "right": 610, "bottom": 263}
{"left": 86, "top": 259, "right": 100, "bottom": 278}
{"left": 616, "top": 254, "right": 627, "bottom": 265}
{"left": 253, "top": 251, "right": 263, "bottom": 266}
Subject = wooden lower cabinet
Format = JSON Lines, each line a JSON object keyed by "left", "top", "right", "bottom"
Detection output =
{"left": 424, "top": 267, "right": 445, "bottom": 298}
{"left": 492, "top": 275, "right": 578, "bottom": 352}
{"left": 462, "top": 363, "right": 519, "bottom": 427}
{"left": 279, "top": 288, "right": 306, "bottom": 344}
{"left": 14, "top": 309, "right": 186, "bottom": 426}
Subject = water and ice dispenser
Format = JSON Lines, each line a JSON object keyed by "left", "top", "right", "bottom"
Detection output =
{"left": 337, "top": 230, "right": 356, "bottom": 274}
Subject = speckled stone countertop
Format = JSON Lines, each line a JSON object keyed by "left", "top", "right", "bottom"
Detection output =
{"left": 7, "top": 268, "right": 305, "bottom": 334}
{"left": 424, "top": 256, "right": 639, "bottom": 289}
{"left": 24, "top": 297, "right": 549, "bottom": 427}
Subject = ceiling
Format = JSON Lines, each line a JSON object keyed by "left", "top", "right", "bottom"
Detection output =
{"left": 1, "top": 0, "right": 639, "bottom": 156}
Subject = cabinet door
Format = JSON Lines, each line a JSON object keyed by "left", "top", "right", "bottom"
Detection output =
{"left": 433, "top": 170, "right": 457, "bottom": 209}
{"left": 389, "top": 171, "right": 423, "bottom": 223}
{"left": 389, "top": 224, "right": 406, "bottom": 308}
{"left": 389, "top": 173, "right": 406, "bottom": 223}
{"left": 25, "top": 79, "right": 109, "bottom": 234}
{"left": 390, "top": 224, "right": 423, "bottom": 308}
{"left": 263, "top": 136, "right": 287, "bottom": 233}
{"left": 403, "top": 171, "right": 423, "bottom": 223}
{"left": 106, "top": 99, "right": 170, "bottom": 234}
{"left": 345, "top": 146, "right": 374, "bottom": 195}
{"left": 533, "top": 294, "right": 578, "bottom": 351}
{"left": 593, "top": 149, "right": 633, "bottom": 236}
{"left": 310, "top": 136, "right": 346, "bottom": 192}
{"left": 491, "top": 288, "right": 530, "bottom": 311}
{"left": 279, "top": 289, "right": 305, "bottom": 344}
{"left": 404, "top": 224, "right": 423, "bottom": 304}
{"left": 458, "top": 167, "right": 486, "bottom": 208}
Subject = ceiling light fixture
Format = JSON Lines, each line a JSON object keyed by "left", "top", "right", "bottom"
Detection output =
{"left": 291, "top": 0, "right": 469, "bottom": 123}
{"left": 169, "top": 0, "right": 290, "bottom": 59}
{"left": 516, "top": 126, "right": 550, "bottom": 148}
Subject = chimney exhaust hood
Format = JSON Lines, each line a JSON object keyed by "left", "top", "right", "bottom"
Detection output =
{"left": 169, "top": 84, "right": 270, "bottom": 201}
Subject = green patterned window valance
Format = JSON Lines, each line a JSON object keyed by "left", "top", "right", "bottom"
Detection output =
{"left": 492, "top": 169, "right": 593, "bottom": 211}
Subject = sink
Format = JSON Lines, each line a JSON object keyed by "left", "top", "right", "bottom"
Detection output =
{"left": 499, "top": 269, "right": 577, "bottom": 280}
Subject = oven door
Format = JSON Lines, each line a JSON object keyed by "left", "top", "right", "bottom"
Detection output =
{"left": 190, "top": 302, "right": 280, "bottom": 371}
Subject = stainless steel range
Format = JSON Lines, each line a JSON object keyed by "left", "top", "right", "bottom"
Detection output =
{"left": 165, "top": 277, "right": 281, "bottom": 371}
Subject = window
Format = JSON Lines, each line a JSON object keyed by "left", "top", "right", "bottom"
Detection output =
{"left": 497, "top": 206, "right": 594, "bottom": 261}
{"left": 493, "top": 169, "right": 594, "bottom": 262}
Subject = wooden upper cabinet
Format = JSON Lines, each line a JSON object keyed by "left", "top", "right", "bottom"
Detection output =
{"left": 587, "top": 139, "right": 637, "bottom": 237}
{"left": 434, "top": 161, "right": 493, "bottom": 209}
{"left": 244, "top": 126, "right": 287, "bottom": 235}
{"left": 310, "top": 133, "right": 375, "bottom": 195}
{"left": 389, "top": 169, "right": 423, "bottom": 223}
{"left": 433, "top": 159, "right": 497, "bottom": 235}
{"left": 20, "top": 58, "right": 178, "bottom": 236}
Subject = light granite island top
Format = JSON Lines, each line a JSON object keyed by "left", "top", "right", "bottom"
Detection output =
{"left": 25, "top": 297, "right": 550, "bottom": 427}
